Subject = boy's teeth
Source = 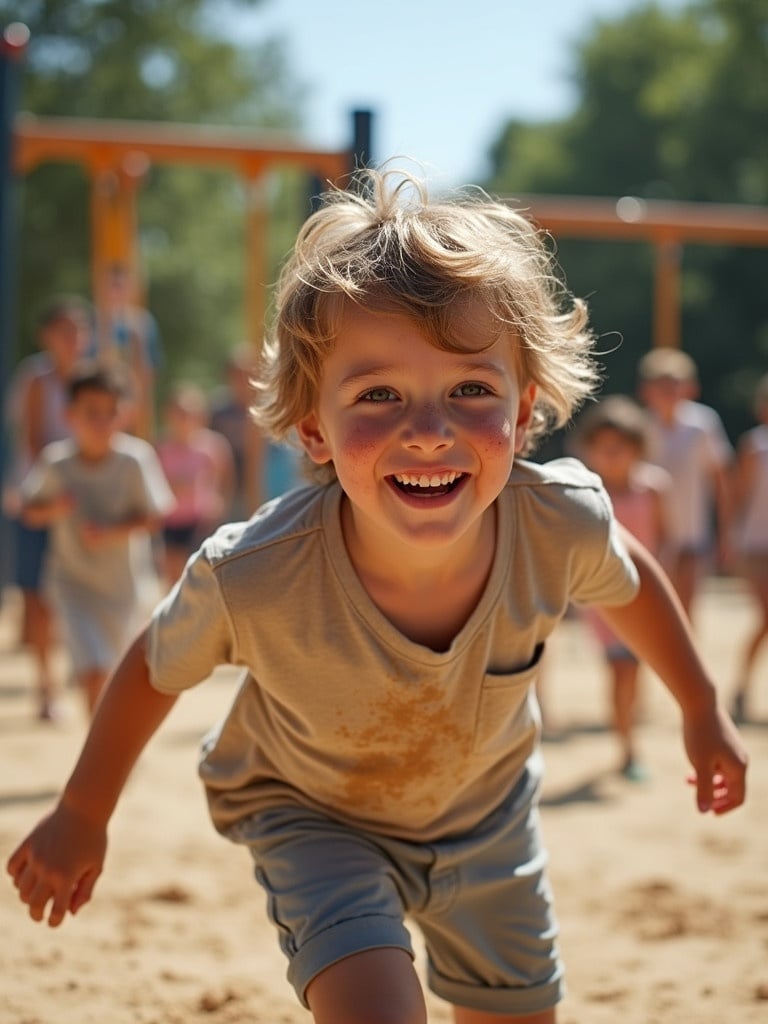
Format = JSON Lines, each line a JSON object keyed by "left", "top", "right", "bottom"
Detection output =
{"left": 394, "top": 471, "right": 459, "bottom": 487}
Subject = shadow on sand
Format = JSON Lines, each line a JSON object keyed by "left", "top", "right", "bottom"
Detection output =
{"left": 0, "top": 787, "right": 60, "bottom": 809}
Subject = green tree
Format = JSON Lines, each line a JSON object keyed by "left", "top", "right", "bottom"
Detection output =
{"left": 4, "top": 0, "right": 313, "bottom": 397}
{"left": 484, "top": 0, "right": 768, "bottom": 441}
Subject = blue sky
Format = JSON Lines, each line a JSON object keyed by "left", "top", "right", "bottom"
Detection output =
{"left": 233, "top": 0, "right": 688, "bottom": 186}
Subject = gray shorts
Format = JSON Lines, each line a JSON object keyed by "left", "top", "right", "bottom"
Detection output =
{"left": 228, "top": 775, "right": 564, "bottom": 1016}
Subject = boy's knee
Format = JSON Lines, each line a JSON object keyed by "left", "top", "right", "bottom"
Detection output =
{"left": 306, "top": 948, "right": 426, "bottom": 1024}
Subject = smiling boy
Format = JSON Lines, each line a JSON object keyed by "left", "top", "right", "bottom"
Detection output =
{"left": 8, "top": 172, "right": 746, "bottom": 1024}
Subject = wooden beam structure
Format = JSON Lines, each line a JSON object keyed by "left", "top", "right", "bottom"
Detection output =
{"left": 13, "top": 113, "right": 352, "bottom": 343}
{"left": 11, "top": 112, "right": 355, "bottom": 477}
{"left": 508, "top": 193, "right": 768, "bottom": 347}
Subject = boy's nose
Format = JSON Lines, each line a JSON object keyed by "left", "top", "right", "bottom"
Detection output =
{"left": 402, "top": 403, "right": 454, "bottom": 452}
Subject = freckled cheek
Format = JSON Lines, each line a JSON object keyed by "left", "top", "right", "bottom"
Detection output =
{"left": 467, "top": 412, "right": 516, "bottom": 456}
{"left": 336, "top": 419, "right": 391, "bottom": 476}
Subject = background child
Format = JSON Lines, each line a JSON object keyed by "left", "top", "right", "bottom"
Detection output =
{"left": 156, "top": 382, "right": 235, "bottom": 585}
{"left": 731, "top": 372, "right": 768, "bottom": 722}
{"left": 574, "top": 394, "right": 671, "bottom": 779}
{"left": 7, "top": 171, "right": 746, "bottom": 1024}
{"left": 637, "top": 347, "right": 732, "bottom": 619}
{"left": 209, "top": 343, "right": 301, "bottom": 516}
{"left": 19, "top": 363, "right": 174, "bottom": 715}
{"left": 2, "top": 296, "right": 92, "bottom": 719}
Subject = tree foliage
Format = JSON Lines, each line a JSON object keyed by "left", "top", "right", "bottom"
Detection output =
{"left": 484, "top": 0, "right": 768, "bottom": 442}
{"left": 4, "top": 0, "right": 314, "bottom": 395}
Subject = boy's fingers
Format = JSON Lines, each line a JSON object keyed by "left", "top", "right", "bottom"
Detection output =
{"left": 696, "top": 774, "right": 714, "bottom": 813}
{"left": 70, "top": 868, "right": 100, "bottom": 914}
{"left": 16, "top": 859, "right": 42, "bottom": 901}
{"left": 688, "top": 764, "right": 746, "bottom": 814}
{"left": 6, "top": 842, "right": 29, "bottom": 881}
{"left": 27, "top": 879, "right": 54, "bottom": 922}
{"left": 49, "top": 884, "right": 75, "bottom": 927}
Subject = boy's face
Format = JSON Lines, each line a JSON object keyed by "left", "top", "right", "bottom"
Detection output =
{"left": 584, "top": 426, "right": 641, "bottom": 488}
{"left": 67, "top": 388, "right": 121, "bottom": 460}
{"left": 40, "top": 313, "right": 90, "bottom": 373}
{"left": 639, "top": 375, "right": 687, "bottom": 419}
{"left": 298, "top": 305, "right": 535, "bottom": 556}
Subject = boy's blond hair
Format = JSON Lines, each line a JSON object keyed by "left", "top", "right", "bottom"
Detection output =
{"left": 252, "top": 169, "right": 599, "bottom": 475}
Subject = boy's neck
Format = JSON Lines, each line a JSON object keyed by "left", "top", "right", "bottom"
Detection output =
{"left": 77, "top": 444, "right": 114, "bottom": 463}
{"left": 340, "top": 498, "right": 497, "bottom": 650}
{"left": 652, "top": 401, "right": 680, "bottom": 427}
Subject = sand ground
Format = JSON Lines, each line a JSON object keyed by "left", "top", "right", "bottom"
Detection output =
{"left": 1, "top": 577, "right": 766, "bottom": 1024}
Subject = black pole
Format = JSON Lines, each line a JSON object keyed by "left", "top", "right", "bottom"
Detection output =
{"left": 308, "top": 107, "right": 375, "bottom": 212}
{"left": 351, "top": 108, "right": 373, "bottom": 172}
{"left": 0, "top": 22, "right": 29, "bottom": 592}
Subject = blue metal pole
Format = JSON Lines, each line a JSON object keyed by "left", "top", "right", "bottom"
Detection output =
{"left": 0, "top": 23, "right": 29, "bottom": 592}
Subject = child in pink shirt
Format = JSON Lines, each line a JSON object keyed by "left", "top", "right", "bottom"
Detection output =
{"left": 156, "top": 384, "right": 235, "bottom": 584}
{"left": 575, "top": 395, "right": 671, "bottom": 779}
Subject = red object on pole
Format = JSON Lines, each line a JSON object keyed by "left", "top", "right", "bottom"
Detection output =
{"left": 1, "top": 21, "right": 30, "bottom": 58}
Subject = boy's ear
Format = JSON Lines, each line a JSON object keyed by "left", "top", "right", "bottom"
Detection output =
{"left": 296, "top": 413, "right": 333, "bottom": 465}
{"left": 514, "top": 383, "right": 537, "bottom": 452}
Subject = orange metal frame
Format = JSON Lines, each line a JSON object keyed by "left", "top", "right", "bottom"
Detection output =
{"left": 13, "top": 114, "right": 768, "bottom": 354}
{"left": 511, "top": 193, "right": 768, "bottom": 348}
{"left": 14, "top": 114, "right": 352, "bottom": 346}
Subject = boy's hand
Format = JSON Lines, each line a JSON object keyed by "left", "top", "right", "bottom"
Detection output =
{"left": 6, "top": 802, "right": 107, "bottom": 927}
{"left": 79, "top": 521, "right": 110, "bottom": 548}
{"left": 683, "top": 704, "right": 748, "bottom": 815}
{"left": 52, "top": 493, "right": 77, "bottom": 518}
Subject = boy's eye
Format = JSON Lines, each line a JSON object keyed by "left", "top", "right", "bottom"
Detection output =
{"left": 453, "top": 382, "right": 490, "bottom": 397}
{"left": 361, "top": 387, "right": 397, "bottom": 403}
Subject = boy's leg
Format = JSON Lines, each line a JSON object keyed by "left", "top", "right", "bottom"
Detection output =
{"left": 668, "top": 550, "right": 702, "bottom": 619}
{"left": 733, "top": 571, "right": 768, "bottom": 719}
{"left": 23, "top": 588, "right": 57, "bottom": 716}
{"left": 609, "top": 657, "right": 639, "bottom": 761}
{"left": 306, "top": 948, "right": 427, "bottom": 1024}
{"left": 453, "top": 1008, "right": 555, "bottom": 1024}
{"left": 234, "top": 806, "right": 423, "bottom": 1014}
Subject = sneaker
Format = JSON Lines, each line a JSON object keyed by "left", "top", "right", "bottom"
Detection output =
{"left": 731, "top": 691, "right": 747, "bottom": 725}
{"left": 37, "top": 698, "right": 65, "bottom": 723}
{"left": 621, "top": 758, "right": 651, "bottom": 783}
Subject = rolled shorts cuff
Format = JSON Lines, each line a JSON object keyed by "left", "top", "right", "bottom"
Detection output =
{"left": 288, "top": 913, "right": 415, "bottom": 1008}
{"left": 428, "top": 963, "right": 565, "bottom": 1017}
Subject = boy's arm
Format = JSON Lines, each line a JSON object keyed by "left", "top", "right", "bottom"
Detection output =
{"left": 732, "top": 436, "right": 757, "bottom": 519}
{"left": 22, "top": 492, "right": 76, "bottom": 528}
{"left": 79, "top": 512, "right": 162, "bottom": 547}
{"left": 596, "top": 527, "right": 747, "bottom": 814}
{"left": 711, "top": 459, "right": 733, "bottom": 568}
{"left": 6, "top": 628, "right": 177, "bottom": 927}
{"left": 21, "top": 374, "right": 48, "bottom": 459}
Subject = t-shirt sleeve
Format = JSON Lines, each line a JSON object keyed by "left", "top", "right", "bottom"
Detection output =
{"left": 147, "top": 546, "right": 236, "bottom": 694}
{"left": 131, "top": 443, "right": 176, "bottom": 519}
{"left": 19, "top": 447, "right": 62, "bottom": 505}
{"left": 567, "top": 480, "right": 640, "bottom": 608}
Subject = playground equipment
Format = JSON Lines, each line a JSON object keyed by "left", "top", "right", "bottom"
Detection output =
{"left": 0, "top": 25, "right": 371, "bottom": 529}
{"left": 13, "top": 113, "right": 369, "bottom": 348}
{"left": 3, "top": 23, "right": 767, "bottom": 384}
{"left": 512, "top": 192, "right": 768, "bottom": 349}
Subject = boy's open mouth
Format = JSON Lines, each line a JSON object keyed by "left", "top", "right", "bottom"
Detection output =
{"left": 390, "top": 471, "right": 466, "bottom": 497}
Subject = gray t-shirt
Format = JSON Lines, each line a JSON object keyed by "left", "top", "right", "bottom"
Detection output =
{"left": 21, "top": 432, "right": 174, "bottom": 601}
{"left": 148, "top": 458, "right": 639, "bottom": 843}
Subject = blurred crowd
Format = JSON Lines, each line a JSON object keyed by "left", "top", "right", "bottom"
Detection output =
{"left": 1, "top": 291, "right": 300, "bottom": 721}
